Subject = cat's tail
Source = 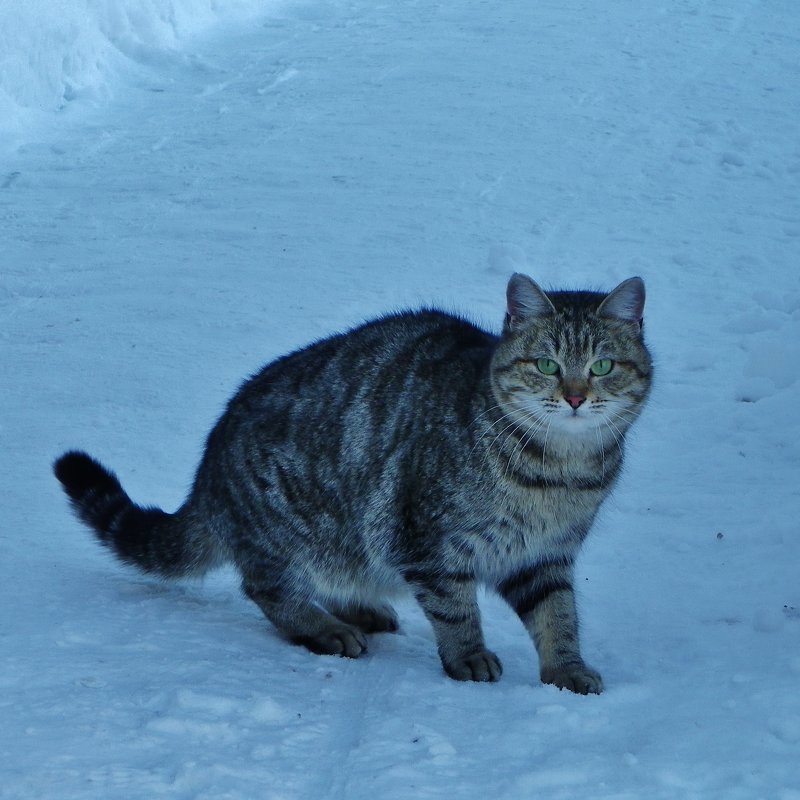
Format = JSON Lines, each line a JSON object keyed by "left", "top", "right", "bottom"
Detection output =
{"left": 53, "top": 450, "right": 224, "bottom": 578}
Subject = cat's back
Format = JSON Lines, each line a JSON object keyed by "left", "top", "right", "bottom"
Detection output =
{"left": 200, "top": 309, "right": 497, "bottom": 469}
{"left": 238, "top": 309, "right": 496, "bottom": 408}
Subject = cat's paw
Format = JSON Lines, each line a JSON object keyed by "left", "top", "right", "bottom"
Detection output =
{"left": 293, "top": 625, "right": 368, "bottom": 659}
{"left": 444, "top": 649, "right": 503, "bottom": 682}
{"left": 356, "top": 604, "right": 399, "bottom": 633}
{"left": 332, "top": 603, "right": 399, "bottom": 634}
{"left": 541, "top": 661, "right": 603, "bottom": 695}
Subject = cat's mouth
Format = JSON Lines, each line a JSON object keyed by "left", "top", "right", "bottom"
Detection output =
{"left": 513, "top": 396, "right": 604, "bottom": 438}
{"left": 552, "top": 407, "right": 599, "bottom": 435}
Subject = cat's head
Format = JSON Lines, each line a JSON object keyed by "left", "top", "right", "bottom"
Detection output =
{"left": 490, "top": 273, "right": 652, "bottom": 445}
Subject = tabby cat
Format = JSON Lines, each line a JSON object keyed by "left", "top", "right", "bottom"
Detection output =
{"left": 54, "top": 273, "right": 651, "bottom": 693}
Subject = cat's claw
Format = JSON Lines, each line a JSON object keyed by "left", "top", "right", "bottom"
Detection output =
{"left": 541, "top": 662, "right": 603, "bottom": 695}
{"left": 444, "top": 649, "right": 503, "bottom": 682}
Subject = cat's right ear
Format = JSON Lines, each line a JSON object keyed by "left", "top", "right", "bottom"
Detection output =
{"left": 505, "top": 273, "right": 555, "bottom": 330}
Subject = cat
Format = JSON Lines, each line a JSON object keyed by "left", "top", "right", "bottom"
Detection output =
{"left": 54, "top": 273, "right": 652, "bottom": 694}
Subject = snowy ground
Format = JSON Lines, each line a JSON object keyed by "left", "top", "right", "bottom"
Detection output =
{"left": 2, "top": 1, "right": 800, "bottom": 798}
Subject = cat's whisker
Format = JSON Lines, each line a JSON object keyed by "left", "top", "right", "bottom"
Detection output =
{"left": 469, "top": 402, "right": 511, "bottom": 428}
{"left": 489, "top": 419, "right": 530, "bottom": 478}
{"left": 504, "top": 408, "right": 549, "bottom": 482}
{"left": 594, "top": 421, "right": 606, "bottom": 483}
{"left": 541, "top": 417, "right": 552, "bottom": 473}
{"left": 473, "top": 409, "right": 532, "bottom": 470}
{"left": 605, "top": 404, "right": 637, "bottom": 419}
{"left": 605, "top": 408, "right": 638, "bottom": 435}
{"left": 602, "top": 418, "right": 626, "bottom": 459}
{"left": 476, "top": 396, "right": 552, "bottom": 476}
{"left": 487, "top": 405, "right": 541, "bottom": 478}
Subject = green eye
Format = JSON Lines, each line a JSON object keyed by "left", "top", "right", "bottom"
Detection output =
{"left": 536, "top": 358, "right": 560, "bottom": 375}
{"left": 590, "top": 359, "right": 614, "bottom": 376}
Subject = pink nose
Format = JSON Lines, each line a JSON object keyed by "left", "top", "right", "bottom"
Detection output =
{"left": 565, "top": 395, "right": 586, "bottom": 409}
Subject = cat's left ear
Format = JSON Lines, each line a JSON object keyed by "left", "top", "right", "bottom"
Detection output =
{"left": 598, "top": 277, "right": 645, "bottom": 327}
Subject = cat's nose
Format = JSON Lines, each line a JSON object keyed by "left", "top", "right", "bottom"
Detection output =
{"left": 565, "top": 395, "right": 586, "bottom": 409}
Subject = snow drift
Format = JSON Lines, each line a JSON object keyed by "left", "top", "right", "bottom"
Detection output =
{"left": 0, "top": 0, "right": 272, "bottom": 144}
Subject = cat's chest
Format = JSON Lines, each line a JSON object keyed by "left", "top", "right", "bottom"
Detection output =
{"left": 466, "top": 485, "right": 601, "bottom": 582}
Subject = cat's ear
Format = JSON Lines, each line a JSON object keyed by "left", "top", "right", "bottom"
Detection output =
{"left": 506, "top": 273, "right": 555, "bottom": 329}
{"left": 598, "top": 277, "right": 645, "bottom": 326}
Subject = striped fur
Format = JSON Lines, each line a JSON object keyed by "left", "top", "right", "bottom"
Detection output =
{"left": 54, "top": 274, "right": 651, "bottom": 693}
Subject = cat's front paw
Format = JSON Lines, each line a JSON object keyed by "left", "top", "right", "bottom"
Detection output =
{"left": 443, "top": 649, "right": 503, "bottom": 682}
{"left": 541, "top": 662, "right": 603, "bottom": 695}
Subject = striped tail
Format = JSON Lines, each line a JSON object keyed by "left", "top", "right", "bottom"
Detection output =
{"left": 53, "top": 450, "right": 221, "bottom": 578}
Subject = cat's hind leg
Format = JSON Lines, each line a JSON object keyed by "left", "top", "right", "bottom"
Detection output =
{"left": 244, "top": 582, "right": 368, "bottom": 658}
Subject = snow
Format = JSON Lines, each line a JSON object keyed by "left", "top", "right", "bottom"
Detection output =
{"left": 2, "top": 0, "right": 799, "bottom": 798}
{"left": 0, "top": 0, "right": 275, "bottom": 146}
